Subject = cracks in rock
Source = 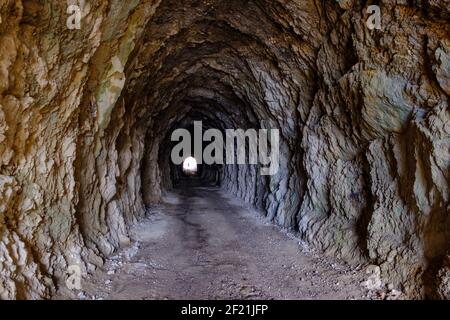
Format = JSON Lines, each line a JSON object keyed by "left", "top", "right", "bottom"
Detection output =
{"left": 0, "top": 0, "right": 448, "bottom": 299}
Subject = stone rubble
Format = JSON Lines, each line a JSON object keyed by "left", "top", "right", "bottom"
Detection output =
{"left": 0, "top": 0, "right": 448, "bottom": 299}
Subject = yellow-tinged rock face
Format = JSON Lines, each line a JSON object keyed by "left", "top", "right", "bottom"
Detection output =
{"left": 0, "top": 0, "right": 449, "bottom": 299}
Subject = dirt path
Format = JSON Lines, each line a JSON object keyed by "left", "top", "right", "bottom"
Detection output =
{"left": 63, "top": 180, "right": 372, "bottom": 300}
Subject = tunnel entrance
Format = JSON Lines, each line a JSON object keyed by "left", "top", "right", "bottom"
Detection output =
{"left": 182, "top": 157, "right": 198, "bottom": 176}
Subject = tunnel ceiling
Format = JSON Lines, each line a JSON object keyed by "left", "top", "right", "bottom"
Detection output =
{"left": 124, "top": 0, "right": 320, "bottom": 139}
{"left": 0, "top": 0, "right": 449, "bottom": 299}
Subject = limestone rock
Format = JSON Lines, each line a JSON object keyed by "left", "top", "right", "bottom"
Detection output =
{"left": 0, "top": 0, "right": 448, "bottom": 299}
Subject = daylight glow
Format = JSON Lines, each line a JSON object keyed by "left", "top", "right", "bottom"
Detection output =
{"left": 183, "top": 157, "right": 198, "bottom": 173}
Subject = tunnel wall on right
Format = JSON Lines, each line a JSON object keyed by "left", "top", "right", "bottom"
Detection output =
{"left": 216, "top": 4, "right": 450, "bottom": 299}
{"left": 0, "top": 0, "right": 448, "bottom": 300}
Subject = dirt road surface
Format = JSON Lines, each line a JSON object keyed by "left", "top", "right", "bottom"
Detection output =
{"left": 59, "top": 180, "right": 371, "bottom": 300}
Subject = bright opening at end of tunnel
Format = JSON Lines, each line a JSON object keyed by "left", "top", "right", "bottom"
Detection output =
{"left": 0, "top": 0, "right": 448, "bottom": 303}
{"left": 183, "top": 157, "right": 198, "bottom": 176}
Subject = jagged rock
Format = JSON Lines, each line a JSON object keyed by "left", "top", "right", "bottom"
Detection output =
{"left": 0, "top": 0, "right": 448, "bottom": 299}
{"left": 434, "top": 41, "right": 450, "bottom": 95}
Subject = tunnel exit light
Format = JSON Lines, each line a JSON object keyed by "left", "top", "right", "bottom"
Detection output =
{"left": 183, "top": 156, "right": 198, "bottom": 175}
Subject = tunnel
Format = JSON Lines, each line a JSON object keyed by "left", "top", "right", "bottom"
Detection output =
{"left": 0, "top": 0, "right": 449, "bottom": 300}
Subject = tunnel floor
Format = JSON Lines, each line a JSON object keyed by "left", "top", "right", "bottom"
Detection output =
{"left": 60, "top": 180, "right": 372, "bottom": 300}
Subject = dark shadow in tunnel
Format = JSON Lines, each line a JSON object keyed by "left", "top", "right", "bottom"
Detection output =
{"left": 157, "top": 111, "right": 226, "bottom": 190}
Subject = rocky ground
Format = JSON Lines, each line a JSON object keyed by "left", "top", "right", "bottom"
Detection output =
{"left": 56, "top": 180, "right": 399, "bottom": 300}
{"left": 1, "top": 1, "right": 448, "bottom": 299}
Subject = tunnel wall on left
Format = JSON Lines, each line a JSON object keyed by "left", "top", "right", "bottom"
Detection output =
{"left": 0, "top": 0, "right": 161, "bottom": 299}
{"left": 0, "top": 0, "right": 449, "bottom": 300}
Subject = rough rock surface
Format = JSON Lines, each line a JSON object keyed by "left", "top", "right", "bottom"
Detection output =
{"left": 56, "top": 181, "right": 370, "bottom": 300}
{"left": 0, "top": 0, "right": 448, "bottom": 299}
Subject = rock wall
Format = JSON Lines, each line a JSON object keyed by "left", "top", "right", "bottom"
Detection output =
{"left": 299, "top": 2, "right": 450, "bottom": 298}
{"left": 0, "top": 0, "right": 448, "bottom": 299}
